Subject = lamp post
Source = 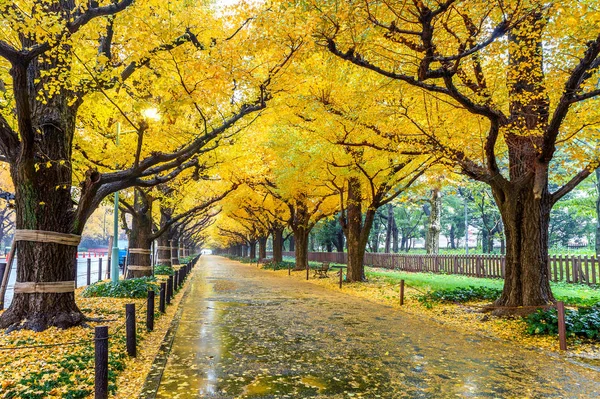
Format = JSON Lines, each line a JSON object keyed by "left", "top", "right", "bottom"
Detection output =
{"left": 111, "top": 109, "right": 160, "bottom": 283}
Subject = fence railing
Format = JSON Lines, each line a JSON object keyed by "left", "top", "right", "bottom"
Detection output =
{"left": 276, "top": 251, "right": 600, "bottom": 285}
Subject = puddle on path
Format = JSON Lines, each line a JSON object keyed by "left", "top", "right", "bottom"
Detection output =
{"left": 154, "top": 256, "right": 600, "bottom": 399}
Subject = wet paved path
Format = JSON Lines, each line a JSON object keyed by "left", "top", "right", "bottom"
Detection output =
{"left": 155, "top": 256, "right": 599, "bottom": 398}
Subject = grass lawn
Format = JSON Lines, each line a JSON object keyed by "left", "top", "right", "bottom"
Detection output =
{"left": 365, "top": 267, "right": 600, "bottom": 306}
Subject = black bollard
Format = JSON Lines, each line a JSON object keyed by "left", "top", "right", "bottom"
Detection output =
{"left": 167, "top": 276, "right": 173, "bottom": 305}
{"left": 125, "top": 304, "right": 136, "bottom": 357}
{"left": 147, "top": 290, "right": 155, "bottom": 332}
{"left": 159, "top": 283, "right": 166, "bottom": 313}
{"left": 98, "top": 258, "right": 103, "bottom": 282}
{"left": 94, "top": 326, "right": 109, "bottom": 399}
{"left": 87, "top": 258, "right": 92, "bottom": 286}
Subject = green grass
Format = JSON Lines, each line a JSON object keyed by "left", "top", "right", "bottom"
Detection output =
{"left": 366, "top": 267, "right": 600, "bottom": 306}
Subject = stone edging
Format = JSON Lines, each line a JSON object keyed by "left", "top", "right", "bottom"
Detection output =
{"left": 137, "top": 262, "right": 198, "bottom": 399}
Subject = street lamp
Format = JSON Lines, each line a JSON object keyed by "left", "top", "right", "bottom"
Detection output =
{"left": 111, "top": 109, "right": 161, "bottom": 283}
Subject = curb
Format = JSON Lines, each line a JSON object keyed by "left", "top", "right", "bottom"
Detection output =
{"left": 137, "top": 261, "right": 198, "bottom": 399}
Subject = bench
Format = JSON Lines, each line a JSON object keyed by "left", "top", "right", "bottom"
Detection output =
{"left": 313, "top": 262, "right": 330, "bottom": 278}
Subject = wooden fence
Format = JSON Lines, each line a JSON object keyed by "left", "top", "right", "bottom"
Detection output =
{"left": 278, "top": 251, "right": 600, "bottom": 285}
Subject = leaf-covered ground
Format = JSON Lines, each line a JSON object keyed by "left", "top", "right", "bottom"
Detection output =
{"left": 0, "top": 274, "right": 189, "bottom": 399}
{"left": 289, "top": 266, "right": 600, "bottom": 360}
{"left": 155, "top": 256, "right": 599, "bottom": 399}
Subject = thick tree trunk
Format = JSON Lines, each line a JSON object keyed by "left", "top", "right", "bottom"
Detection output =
{"left": 493, "top": 183, "right": 554, "bottom": 308}
{"left": 326, "top": 242, "right": 332, "bottom": 252}
{"left": 293, "top": 230, "right": 309, "bottom": 271}
{"left": 170, "top": 236, "right": 180, "bottom": 266}
{"left": 272, "top": 227, "right": 284, "bottom": 263}
{"left": 258, "top": 236, "right": 267, "bottom": 259}
{"left": 289, "top": 235, "right": 295, "bottom": 252}
{"left": 249, "top": 240, "right": 257, "bottom": 259}
{"left": 0, "top": 59, "right": 85, "bottom": 330}
{"left": 126, "top": 192, "right": 153, "bottom": 278}
{"left": 343, "top": 178, "right": 374, "bottom": 282}
{"left": 127, "top": 219, "right": 153, "bottom": 278}
{"left": 156, "top": 210, "right": 172, "bottom": 266}
{"left": 492, "top": 14, "right": 554, "bottom": 310}
{"left": 425, "top": 189, "right": 441, "bottom": 254}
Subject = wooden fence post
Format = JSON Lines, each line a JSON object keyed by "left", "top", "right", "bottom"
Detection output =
{"left": 147, "top": 290, "right": 155, "bottom": 332}
{"left": 94, "top": 326, "right": 109, "bottom": 399}
{"left": 400, "top": 280, "right": 405, "bottom": 306}
{"left": 159, "top": 283, "right": 166, "bottom": 313}
{"left": 126, "top": 303, "right": 136, "bottom": 357}
{"left": 557, "top": 301, "right": 567, "bottom": 351}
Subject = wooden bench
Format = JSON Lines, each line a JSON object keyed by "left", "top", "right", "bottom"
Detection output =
{"left": 313, "top": 262, "right": 330, "bottom": 278}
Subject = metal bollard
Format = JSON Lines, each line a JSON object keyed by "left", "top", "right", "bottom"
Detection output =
{"left": 159, "top": 283, "right": 166, "bottom": 313}
{"left": 107, "top": 258, "right": 111, "bottom": 280}
{"left": 167, "top": 276, "right": 173, "bottom": 305}
{"left": 87, "top": 258, "right": 92, "bottom": 286}
{"left": 125, "top": 304, "right": 136, "bottom": 357}
{"left": 339, "top": 269, "right": 343, "bottom": 289}
{"left": 94, "top": 326, "right": 109, "bottom": 399}
{"left": 98, "top": 258, "right": 103, "bottom": 282}
{"left": 147, "top": 290, "right": 155, "bottom": 332}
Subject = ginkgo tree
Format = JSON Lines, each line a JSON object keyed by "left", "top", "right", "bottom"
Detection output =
{"left": 0, "top": 0, "right": 301, "bottom": 330}
{"left": 316, "top": 0, "right": 600, "bottom": 308}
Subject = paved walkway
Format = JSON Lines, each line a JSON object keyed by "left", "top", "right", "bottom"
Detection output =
{"left": 155, "top": 256, "right": 599, "bottom": 398}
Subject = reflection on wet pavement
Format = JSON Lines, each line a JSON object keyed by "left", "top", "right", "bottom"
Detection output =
{"left": 155, "top": 256, "right": 600, "bottom": 398}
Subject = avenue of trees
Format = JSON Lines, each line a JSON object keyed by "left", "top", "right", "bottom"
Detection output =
{"left": 0, "top": 0, "right": 599, "bottom": 330}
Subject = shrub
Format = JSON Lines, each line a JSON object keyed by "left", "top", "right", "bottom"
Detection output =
{"left": 525, "top": 304, "right": 600, "bottom": 340}
{"left": 262, "top": 260, "right": 295, "bottom": 271}
{"left": 417, "top": 286, "right": 502, "bottom": 308}
{"left": 82, "top": 277, "right": 158, "bottom": 298}
{"left": 154, "top": 264, "right": 174, "bottom": 276}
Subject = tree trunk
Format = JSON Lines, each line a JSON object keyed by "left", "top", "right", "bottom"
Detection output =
{"left": 258, "top": 236, "right": 267, "bottom": 259}
{"left": 293, "top": 229, "right": 309, "bottom": 271}
{"left": 492, "top": 14, "right": 554, "bottom": 310}
{"left": 126, "top": 192, "right": 153, "bottom": 278}
{"left": 0, "top": 55, "right": 85, "bottom": 330}
{"left": 334, "top": 227, "right": 344, "bottom": 252}
{"left": 425, "top": 189, "right": 441, "bottom": 254}
{"left": 493, "top": 182, "right": 554, "bottom": 308}
{"left": 170, "top": 236, "right": 180, "bottom": 266}
{"left": 482, "top": 228, "right": 489, "bottom": 253}
{"left": 289, "top": 235, "right": 295, "bottom": 252}
{"left": 342, "top": 178, "right": 375, "bottom": 282}
{"left": 326, "top": 242, "right": 332, "bottom": 252}
{"left": 392, "top": 216, "right": 398, "bottom": 253}
{"left": 272, "top": 227, "right": 284, "bottom": 263}
{"left": 385, "top": 203, "right": 393, "bottom": 253}
{"left": 249, "top": 240, "right": 257, "bottom": 259}
{"left": 156, "top": 209, "right": 172, "bottom": 266}
{"left": 596, "top": 168, "right": 600, "bottom": 256}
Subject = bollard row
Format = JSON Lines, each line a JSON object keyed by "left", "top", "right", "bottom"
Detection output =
{"left": 94, "top": 256, "right": 199, "bottom": 399}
